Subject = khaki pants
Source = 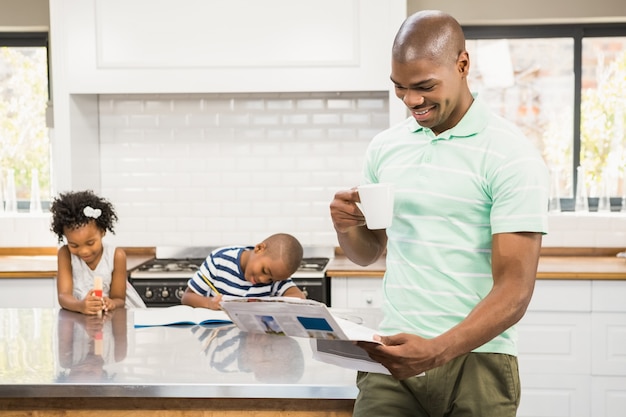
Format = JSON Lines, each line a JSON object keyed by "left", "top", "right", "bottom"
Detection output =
{"left": 352, "top": 353, "right": 520, "bottom": 417}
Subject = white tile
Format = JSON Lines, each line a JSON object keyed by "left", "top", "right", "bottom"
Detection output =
{"left": 328, "top": 127, "right": 358, "bottom": 140}
{"left": 188, "top": 114, "right": 218, "bottom": 128}
{"left": 594, "top": 231, "right": 626, "bottom": 248}
{"left": 171, "top": 99, "right": 202, "bottom": 113}
{"left": 129, "top": 114, "right": 158, "bottom": 129}
{"left": 202, "top": 98, "right": 233, "bottom": 111}
{"left": 342, "top": 114, "right": 372, "bottom": 125}
{"left": 266, "top": 129, "right": 296, "bottom": 140}
{"left": 234, "top": 99, "right": 266, "bottom": 111}
{"left": 175, "top": 216, "right": 206, "bottom": 232}
{"left": 217, "top": 114, "right": 251, "bottom": 127}
{"left": 158, "top": 114, "right": 188, "bottom": 128}
{"left": 235, "top": 187, "right": 268, "bottom": 202}
{"left": 312, "top": 113, "right": 341, "bottom": 125}
{"left": 541, "top": 231, "right": 564, "bottom": 247}
{"left": 327, "top": 98, "right": 354, "bottom": 110}
{"left": 250, "top": 114, "right": 280, "bottom": 126}
{"left": 281, "top": 114, "right": 309, "bottom": 125}
{"left": 266, "top": 99, "right": 295, "bottom": 110}
{"left": 144, "top": 99, "right": 173, "bottom": 113}
{"left": 296, "top": 99, "right": 325, "bottom": 110}
{"left": 357, "top": 98, "right": 386, "bottom": 109}
{"left": 113, "top": 99, "right": 144, "bottom": 113}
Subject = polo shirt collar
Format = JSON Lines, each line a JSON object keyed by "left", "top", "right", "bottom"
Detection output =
{"left": 407, "top": 93, "right": 488, "bottom": 141}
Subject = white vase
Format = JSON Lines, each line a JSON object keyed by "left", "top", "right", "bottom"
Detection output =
{"left": 4, "top": 169, "right": 17, "bottom": 213}
{"left": 29, "top": 169, "right": 42, "bottom": 213}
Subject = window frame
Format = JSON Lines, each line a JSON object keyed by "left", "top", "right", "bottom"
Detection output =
{"left": 0, "top": 31, "right": 50, "bottom": 211}
{"left": 463, "top": 23, "right": 626, "bottom": 211}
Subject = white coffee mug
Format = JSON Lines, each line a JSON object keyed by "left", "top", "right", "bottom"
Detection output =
{"left": 356, "top": 183, "right": 395, "bottom": 230}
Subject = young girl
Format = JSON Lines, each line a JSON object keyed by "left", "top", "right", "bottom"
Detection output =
{"left": 50, "top": 190, "right": 144, "bottom": 315}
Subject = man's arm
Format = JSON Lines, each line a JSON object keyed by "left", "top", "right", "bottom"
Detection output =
{"left": 358, "top": 231, "right": 542, "bottom": 379}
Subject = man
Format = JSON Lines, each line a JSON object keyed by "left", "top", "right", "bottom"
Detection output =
{"left": 329, "top": 10, "right": 549, "bottom": 416}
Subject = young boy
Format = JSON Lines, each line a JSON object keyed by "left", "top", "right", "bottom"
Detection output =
{"left": 181, "top": 233, "right": 305, "bottom": 310}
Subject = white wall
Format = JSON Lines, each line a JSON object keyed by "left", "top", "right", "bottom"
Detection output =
{"left": 1, "top": 90, "right": 624, "bottom": 248}
{"left": 1, "top": 0, "right": 625, "bottom": 250}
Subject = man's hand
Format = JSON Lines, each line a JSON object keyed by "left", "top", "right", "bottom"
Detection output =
{"left": 329, "top": 188, "right": 366, "bottom": 233}
{"left": 329, "top": 187, "right": 387, "bottom": 266}
{"left": 357, "top": 333, "right": 443, "bottom": 380}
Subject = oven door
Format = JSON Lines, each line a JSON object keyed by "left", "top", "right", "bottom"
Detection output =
{"left": 290, "top": 276, "right": 329, "bottom": 306}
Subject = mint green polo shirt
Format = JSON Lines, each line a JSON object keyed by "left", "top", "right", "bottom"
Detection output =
{"left": 364, "top": 95, "right": 549, "bottom": 356}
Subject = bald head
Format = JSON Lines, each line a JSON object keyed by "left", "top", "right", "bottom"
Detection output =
{"left": 393, "top": 10, "right": 466, "bottom": 66}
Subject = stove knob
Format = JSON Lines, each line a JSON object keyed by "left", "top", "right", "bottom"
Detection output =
{"left": 161, "top": 288, "right": 170, "bottom": 299}
{"left": 175, "top": 288, "right": 185, "bottom": 300}
{"left": 144, "top": 288, "right": 153, "bottom": 299}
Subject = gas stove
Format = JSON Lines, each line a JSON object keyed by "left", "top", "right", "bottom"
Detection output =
{"left": 128, "top": 246, "right": 333, "bottom": 307}
{"left": 131, "top": 258, "right": 206, "bottom": 278}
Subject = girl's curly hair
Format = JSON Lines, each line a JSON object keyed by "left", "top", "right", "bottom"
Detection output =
{"left": 50, "top": 190, "right": 118, "bottom": 243}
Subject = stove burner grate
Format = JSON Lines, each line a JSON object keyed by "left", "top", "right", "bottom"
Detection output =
{"left": 137, "top": 259, "right": 204, "bottom": 273}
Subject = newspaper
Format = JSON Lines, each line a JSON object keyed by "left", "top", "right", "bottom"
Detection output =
{"left": 219, "top": 296, "right": 380, "bottom": 342}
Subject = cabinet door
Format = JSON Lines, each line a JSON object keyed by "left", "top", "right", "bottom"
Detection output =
{"left": 330, "top": 276, "right": 384, "bottom": 329}
{"left": 591, "top": 376, "right": 626, "bottom": 417}
{"left": 518, "top": 374, "right": 590, "bottom": 417}
{"left": 592, "top": 281, "right": 626, "bottom": 312}
{"left": 53, "top": 0, "right": 406, "bottom": 93}
{"left": 332, "top": 276, "right": 385, "bottom": 309}
{"left": 591, "top": 313, "right": 626, "bottom": 376}
{"left": 527, "top": 280, "right": 591, "bottom": 312}
{"left": 517, "top": 312, "right": 591, "bottom": 375}
{"left": 0, "top": 278, "right": 58, "bottom": 308}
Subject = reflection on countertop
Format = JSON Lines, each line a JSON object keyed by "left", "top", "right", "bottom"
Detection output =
{"left": 0, "top": 308, "right": 358, "bottom": 399}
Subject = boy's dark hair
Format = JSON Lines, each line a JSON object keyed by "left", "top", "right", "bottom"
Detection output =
{"left": 50, "top": 190, "right": 118, "bottom": 243}
{"left": 264, "top": 233, "right": 303, "bottom": 275}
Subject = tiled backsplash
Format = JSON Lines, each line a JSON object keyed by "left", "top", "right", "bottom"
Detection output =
{"left": 1, "top": 91, "right": 625, "bottom": 249}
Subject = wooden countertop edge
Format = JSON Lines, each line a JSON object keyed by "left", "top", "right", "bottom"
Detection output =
{"left": 2, "top": 247, "right": 625, "bottom": 280}
{"left": 0, "top": 252, "right": 155, "bottom": 279}
{"left": 0, "top": 247, "right": 156, "bottom": 257}
{"left": 325, "top": 270, "right": 626, "bottom": 280}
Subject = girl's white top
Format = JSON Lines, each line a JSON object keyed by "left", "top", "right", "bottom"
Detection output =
{"left": 70, "top": 243, "right": 146, "bottom": 308}
{"left": 70, "top": 243, "right": 115, "bottom": 300}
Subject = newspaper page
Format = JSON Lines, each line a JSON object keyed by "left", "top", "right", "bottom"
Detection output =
{"left": 219, "top": 296, "right": 379, "bottom": 342}
{"left": 310, "top": 338, "right": 391, "bottom": 374}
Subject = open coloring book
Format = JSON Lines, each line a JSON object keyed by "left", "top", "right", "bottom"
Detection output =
{"left": 133, "top": 305, "right": 232, "bottom": 327}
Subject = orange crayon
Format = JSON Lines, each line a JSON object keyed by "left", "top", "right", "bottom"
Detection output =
{"left": 94, "top": 276, "right": 103, "bottom": 317}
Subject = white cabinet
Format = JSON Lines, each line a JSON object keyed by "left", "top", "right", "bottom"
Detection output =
{"left": 334, "top": 277, "right": 626, "bottom": 416}
{"left": 517, "top": 374, "right": 591, "bottom": 417}
{"left": 591, "top": 377, "right": 626, "bottom": 417}
{"left": 590, "top": 281, "right": 626, "bottom": 417}
{"left": 0, "top": 278, "right": 58, "bottom": 308}
{"left": 516, "top": 279, "right": 626, "bottom": 417}
{"left": 50, "top": 0, "right": 406, "bottom": 94}
{"left": 331, "top": 276, "right": 383, "bottom": 329}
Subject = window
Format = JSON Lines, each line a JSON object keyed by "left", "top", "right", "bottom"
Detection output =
{"left": 0, "top": 32, "right": 50, "bottom": 213}
{"left": 464, "top": 24, "right": 626, "bottom": 211}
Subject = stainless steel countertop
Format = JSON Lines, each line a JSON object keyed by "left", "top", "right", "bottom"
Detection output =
{"left": 0, "top": 308, "right": 358, "bottom": 399}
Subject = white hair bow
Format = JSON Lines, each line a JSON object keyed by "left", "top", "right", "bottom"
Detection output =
{"left": 83, "top": 206, "right": 102, "bottom": 219}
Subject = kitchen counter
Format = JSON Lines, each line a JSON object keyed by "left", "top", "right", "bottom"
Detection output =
{"left": 0, "top": 308, "right": 357, "bottom": 416}
{"left": 0, "top": 247, "right": 154, "bottom": 278}
{"left": 326, "top": 249, "right": 626, "bottom": 280}
{"left": 3, "top": 247, "right": 626, "bottom": 280}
